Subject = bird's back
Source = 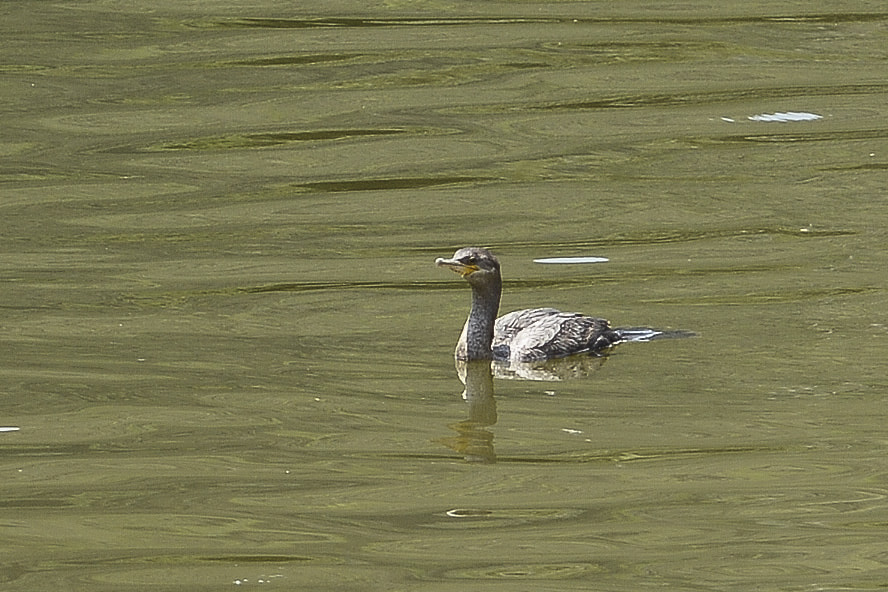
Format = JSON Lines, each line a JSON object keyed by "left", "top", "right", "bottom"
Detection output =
{"left": 493, "top": 308, "right": 620, "bottom": 362}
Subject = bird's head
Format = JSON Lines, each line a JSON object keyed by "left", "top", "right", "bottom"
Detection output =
{"left": 436, "top": 247, "right": 501, "bottom": 287}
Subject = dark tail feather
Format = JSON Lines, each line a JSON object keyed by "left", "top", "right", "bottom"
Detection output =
{"left": 614, "top": 327, "right": 697, "bottom": 343}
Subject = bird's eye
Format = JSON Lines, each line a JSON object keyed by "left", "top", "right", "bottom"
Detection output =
{"left": 462, "top": 256, "right": 477, "bottom": 265}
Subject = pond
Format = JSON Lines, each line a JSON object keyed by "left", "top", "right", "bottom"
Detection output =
{"left": 2, "top": 2, "right": 888, "bottom": 590}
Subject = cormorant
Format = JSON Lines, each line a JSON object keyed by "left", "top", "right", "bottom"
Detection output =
{"left": 436, "top": 246, "right": 632, "bottom": 363}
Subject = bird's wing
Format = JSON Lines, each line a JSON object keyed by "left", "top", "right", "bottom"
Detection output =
{"left": 508, "top": 312, "right": 618, "bottom": 362}
{"left": 493, "top": 308, "right": 561, "bottom": 346}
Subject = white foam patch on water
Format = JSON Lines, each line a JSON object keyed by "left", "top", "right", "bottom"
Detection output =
{"left": 533, "top": 256, "right": 609, "bottom": 264}
{"left": 748, "top": 111, "right": 822, "bottom": 122}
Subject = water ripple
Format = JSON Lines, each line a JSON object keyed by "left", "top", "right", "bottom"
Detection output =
{"left": 192, "top": 14, "right": 888, "bottom": 29}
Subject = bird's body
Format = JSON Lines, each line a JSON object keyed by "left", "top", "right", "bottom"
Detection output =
{"left": 493, "top": 308, "right": 621, "bottom": 361}
{"left": 436, "top": 247, "right": 625, "bottom": 363}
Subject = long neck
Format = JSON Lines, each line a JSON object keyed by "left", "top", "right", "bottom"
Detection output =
{"left": 459, "top": 278, "right": 501, "bottom": 360}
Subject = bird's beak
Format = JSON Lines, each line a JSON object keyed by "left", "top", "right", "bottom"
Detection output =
{"left": 436, "top": 257, "right": 478, "bottom": 277}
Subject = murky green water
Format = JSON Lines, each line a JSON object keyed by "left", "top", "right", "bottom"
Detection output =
{"left": 3, "top": 2, "right": 888, "bottom": 590}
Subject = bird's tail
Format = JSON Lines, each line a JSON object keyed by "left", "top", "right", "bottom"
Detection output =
{"left": 613, "top": 327, "right": 697, "bottom": 343}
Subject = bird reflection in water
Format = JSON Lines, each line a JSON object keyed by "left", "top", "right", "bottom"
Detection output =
{"left": 439, "top": 355, "right": 610, "bottom": 463}
{"left": 439, "top": 361, "right": 498, "bottom": 464}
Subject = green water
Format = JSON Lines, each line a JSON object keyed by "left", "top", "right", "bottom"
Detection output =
{"left": 2, "top": 2, "right": 888, "bottom": 590}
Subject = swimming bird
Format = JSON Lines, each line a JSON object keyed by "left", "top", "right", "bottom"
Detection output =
{"left": 436, "top": 246, "right": 635, "bottom": 363}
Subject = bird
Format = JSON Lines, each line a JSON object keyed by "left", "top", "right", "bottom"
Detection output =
{"left": 436, "top": 246, "right": 636, "bottom": 363}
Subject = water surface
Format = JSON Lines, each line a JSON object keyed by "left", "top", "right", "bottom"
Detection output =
{"left": 2, "top": 1, "right": 888, "bottom": 590}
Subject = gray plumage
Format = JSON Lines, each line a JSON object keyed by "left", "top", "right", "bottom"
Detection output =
{"left": 436, "top": 247, "right": 623, "bottom": 363}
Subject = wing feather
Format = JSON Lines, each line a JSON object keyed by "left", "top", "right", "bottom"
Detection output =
{"left": 493, "top": 308, "right": 560, "bottom": 346}
{"left": 499, "top": 310, "right": 619, "bottom": 362}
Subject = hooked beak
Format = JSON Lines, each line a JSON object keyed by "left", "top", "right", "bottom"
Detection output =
{"left": 436, "top": 257, "right": 478, "bottom": 277}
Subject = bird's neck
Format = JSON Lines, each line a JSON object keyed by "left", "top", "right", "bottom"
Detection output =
{"left": 460, "top": 281, "right": 501, "bottom": 360}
